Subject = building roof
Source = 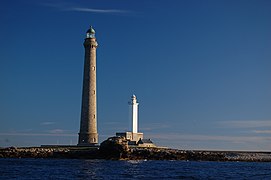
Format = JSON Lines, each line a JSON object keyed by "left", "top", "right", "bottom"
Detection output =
{"left": 128, "top": 141, "right": 137, "bottom": 145}
{"left": 138, "top": 139, "right": 153, "bottom": 144}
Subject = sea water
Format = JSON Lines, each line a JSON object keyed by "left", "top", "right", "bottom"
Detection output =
{"left": 0, "top": 158, "right": 271, "bottom": 179}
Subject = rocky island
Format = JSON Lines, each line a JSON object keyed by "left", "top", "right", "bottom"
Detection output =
{"left": 1, "top": 137, "right": 271, "bottom": 162}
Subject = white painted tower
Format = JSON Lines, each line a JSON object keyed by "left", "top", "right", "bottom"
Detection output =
{"left": 116, "top": 95, "right": 143, "bottom": 143}
{"left": 129, "top": 95, "right": 139, "bottom": 133}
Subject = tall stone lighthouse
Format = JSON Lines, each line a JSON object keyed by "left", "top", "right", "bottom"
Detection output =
{"left": 78, "top": 26, "right": 98, "bottom": 146}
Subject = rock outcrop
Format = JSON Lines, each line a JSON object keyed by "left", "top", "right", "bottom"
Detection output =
{"left": 99, "top": 136, "right": 129, "bottom": 159}
{"left": 128, "top": 148, "right": 271, "bottom": 162}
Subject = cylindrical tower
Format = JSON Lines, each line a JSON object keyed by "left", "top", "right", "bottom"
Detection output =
{"left": 78, "top": 26, "right": 98, "bottom": 146}
{"left": 129, "top": 95, "right": 139, "bottom": 133}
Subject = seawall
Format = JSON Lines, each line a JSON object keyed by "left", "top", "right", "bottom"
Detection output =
{"left": 0, "top": 146, "right": 100, "bottom": 159}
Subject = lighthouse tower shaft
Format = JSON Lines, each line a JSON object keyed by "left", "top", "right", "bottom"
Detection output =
{"left": 130, "top": 95, "right": 139, "bottom": 134}
{"left": 78, "top": 26, "right": 98, "bottom": 146}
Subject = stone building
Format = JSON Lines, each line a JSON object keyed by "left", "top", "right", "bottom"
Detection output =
{"left": 137, "top": 139, "right": 156, "bottom": 147}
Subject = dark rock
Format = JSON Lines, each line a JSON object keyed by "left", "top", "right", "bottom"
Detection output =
{"left": 99, "top": 136, "right": 129, "bottom": 160}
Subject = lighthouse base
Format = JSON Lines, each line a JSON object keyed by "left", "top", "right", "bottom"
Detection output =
{"left": 78, "top": 132, "right": 98, "bottom": 146}
{"left": 116, "top": 132, "right": 143, "bottom": 143}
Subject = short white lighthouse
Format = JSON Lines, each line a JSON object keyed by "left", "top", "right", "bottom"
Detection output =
{"left": 129, "top": 95, "right": 139, "bottom": 134}
{"left": 116, "top": 94, "right": 143, "bottom": 144}
{"left": 115, "top": 94, "right": 156, "bottom": 147}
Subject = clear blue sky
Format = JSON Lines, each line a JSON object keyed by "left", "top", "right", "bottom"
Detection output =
{"left": 0, "top": 0, "right": 271, "bottom": 150}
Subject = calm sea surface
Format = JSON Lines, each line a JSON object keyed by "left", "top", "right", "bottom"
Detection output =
{"left": 0, "top": 158, "right": 271, "bottom": 179}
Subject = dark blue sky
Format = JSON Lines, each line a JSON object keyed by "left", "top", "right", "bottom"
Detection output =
{"left": 1, "top": 0, "right": 271, "bottom": 150}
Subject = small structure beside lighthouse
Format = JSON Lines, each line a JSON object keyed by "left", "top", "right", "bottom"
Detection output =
{"left": 78, "top": 26, "right": 98, "bottom": 146}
